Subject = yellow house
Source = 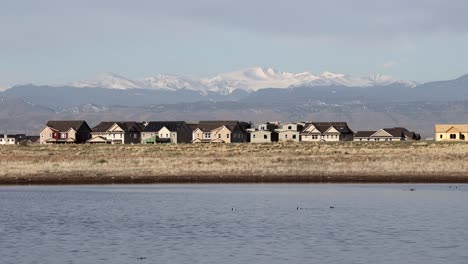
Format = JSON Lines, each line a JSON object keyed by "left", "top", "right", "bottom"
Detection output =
{"left": 435, "top": 124, "right": 468, "bottom": 141}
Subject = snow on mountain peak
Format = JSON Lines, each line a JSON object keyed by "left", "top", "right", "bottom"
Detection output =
{"left": 68, "top": 72, "right": 141, "bottom": 89}
{"left": 66, "top": 67, "right": 416, "bottom": 94}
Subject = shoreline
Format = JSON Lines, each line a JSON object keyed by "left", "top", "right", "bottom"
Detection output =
{"left": 2, "top": 173, "right": 468, "bottom": 185}
{"left": 1, "top": 142, "right": 467, "bottom": 185}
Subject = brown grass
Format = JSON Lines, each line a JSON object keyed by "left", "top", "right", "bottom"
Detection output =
{"left": 0, "top": 141, "right": 467, "bottom": 184}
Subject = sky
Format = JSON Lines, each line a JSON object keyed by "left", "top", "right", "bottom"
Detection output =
{"left": 1, "top": 0, "right": 468, "bottom": 88}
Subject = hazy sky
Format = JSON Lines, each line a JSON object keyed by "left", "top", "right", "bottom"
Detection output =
{"left": 1, "top": 0, "right": 468, "bottom": 87}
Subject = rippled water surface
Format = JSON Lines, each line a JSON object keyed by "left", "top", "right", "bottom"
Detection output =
{"left": 1, "top": 184, "right": 468, "bottom": 264}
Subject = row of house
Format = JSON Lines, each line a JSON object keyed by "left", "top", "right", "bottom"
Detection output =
{"left": 37, "top": 120, "right": 251, "bottom": 145}
{"left": 2, "top": 121, "right": 466, "bottom": 145}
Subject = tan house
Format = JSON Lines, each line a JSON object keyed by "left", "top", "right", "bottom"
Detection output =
{"left": 88, "top": 122, "right": 144, "bottom": 144}
{"left": 275, "top": 122, "right": 305, "bottom": 142}
{"left": 39, "top": 120, "right": 91, "bottom": 144}
{"left": 192, "top": 121, "right": 251, "bottom": 143}
{"left": 435, "top": 124, "right": 468, "bottom": 141}
{"left": 354, "top": 127, "right": 420, "bottom": 141}
{"left": 248, "top": 122, "right": 279, "bottom": 143}
{"left": 301, "top": 122, "right": 354, "bottom": 142}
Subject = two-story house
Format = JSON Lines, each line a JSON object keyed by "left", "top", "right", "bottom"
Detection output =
{"left": 88, "top": 121, "right": 144, "bottom": 144}
{"left": 248, "top": 122, "right": 279, "bottom": 143}
{"left": 141, "top": 121, "right": 193, "bottom": 144}
{"left": 192, "top": 121, "right": 251, "bottom": 143}
{"left": 275, "top": 122, "right": 305, "bottom": 142}
{"left": 39, "top": 120, "right": 92, "bottom": 144}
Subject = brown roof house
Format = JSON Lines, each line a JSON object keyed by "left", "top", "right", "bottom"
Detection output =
{"left": 435, "top": 124, "right": 468, "bottom": 141}
{"left": 39, "top": 120, "right": 91, "bottom": 144}
{"left": 192, "top": 121, "right": 251, "bottom": 143}
{"left": 141, "top": 121, "right": 193, "bottom": 144}
{"left": 354, "top": 127, "right": 420, "bottom": 141}
{"left": 301, "top": 122, "right": 354, "bottom": 142}
{"left": 88, "top": 121, "right": 144, "bottom": 144}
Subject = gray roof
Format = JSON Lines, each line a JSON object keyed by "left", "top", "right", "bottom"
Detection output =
{"left": 354, "top": 131, "right": 376, "bottom": 137}
{"left": 92, "top": 122, "right": 144, "bottom": 132}
{"left": 303, "top": 122, "right": 353, "bottom": 134}
{"left": 195, "top": 121, "right": 251, "bottom": 132}
{"left": 143, "top": 121, "right": 189, "bottom": 132}
{"left": 382, "top": 127, "right": 420, "bottom": 139}
{"left": 46, "top": 120, "right": 89, "bottom": 132}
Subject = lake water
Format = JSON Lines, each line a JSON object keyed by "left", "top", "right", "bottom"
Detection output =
{"left": 1, "top": 184, "right": 467, "bottom": 264}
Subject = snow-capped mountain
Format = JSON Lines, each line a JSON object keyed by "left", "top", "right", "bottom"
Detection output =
{"left": 68, "top": 73, "right": 142, "bottom": 90}
{"left": 290, "top": 72, "right": 417, "bottom": 88}
{"left": 66, "top": 67, "right": 416, "bottom": 94}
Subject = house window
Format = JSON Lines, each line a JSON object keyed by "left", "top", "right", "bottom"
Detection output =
{"left": 166, "top": 134, "right": 169, "bottom": 137}
{"left": 285, "top": 134, "right": 288, "bottom": 139}
{"left": 288, "top": 126, "right": 292, "bottom": 130}
{"left": 450, "top": 134, "right": 457, "bottom": 139}
{"left": 134, "top": 134, "right": 137, "bottom": 139}
{"left": 312, "top": 135, "right": 318, "bottom": 139}
{"left": 205, "top": 133, "right": 211, "bottom": 138}
{"left": 218, "top": 134, "right": 221, "bottom": 139}
{"left": 264, "top": 135, "right": 268, "bottom": 139}
{"left": 253, "top": 135, "right": 256, "bottom": 139}
{"left": 41, "top": 133, "right": 44, "bottom": 138}
{"left": 61, "top": 133, "right": 67, "bottom": 139}
{"left": 227, "top": 134, "right": 230, "bottom": 138}
{"left": 440, "top": 135, "right": 443, "bottom": 139}
{"left": 292, "top": 135, "right": 297, "bottom": 139}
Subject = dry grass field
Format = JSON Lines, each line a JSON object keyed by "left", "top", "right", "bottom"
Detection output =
{"left": 0, "top": 141, "right": 467, "bottom": 184}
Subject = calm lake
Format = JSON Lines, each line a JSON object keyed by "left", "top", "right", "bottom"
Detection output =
{"left": 1, "top": 184, "right": 467, "bottom": 264}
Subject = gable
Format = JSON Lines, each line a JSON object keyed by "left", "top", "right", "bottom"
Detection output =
{"left": 303, "top": 124, "right": 316, "bottom": 133}
{"left": 324, "top": 126, "right": 340, "bottom": 134}
{"left": 158, "top": 127, "right": 172, "bottom": 135}
{"left": 108, "top": 123, "right": 124, "bottom": 132}
{"left": 212, "top": 125, "right": 232, "bottom": 134}
{"left": 40, "top": 126, "right": 57, "bottom": 134}
{"left": 193, "top": 128, "right": 203, "bottom": 134}
{"left": 371, "top": 129, "right": 393, "bottom": 137}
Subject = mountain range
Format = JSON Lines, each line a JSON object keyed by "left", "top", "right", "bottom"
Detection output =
{"left": 65, "top": 67, "right": 417, "bottom": 94}
{"left": 0, "top": 67, "right": 467, "bottom": 138}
